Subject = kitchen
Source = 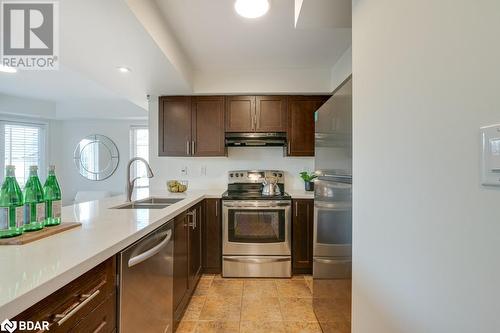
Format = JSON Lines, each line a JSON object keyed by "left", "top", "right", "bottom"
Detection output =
{"left": 0, "top": 1, "right": 499, "bottom": 333}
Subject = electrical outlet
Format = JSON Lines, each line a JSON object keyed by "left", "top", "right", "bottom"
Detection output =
{"left": 181, "top": 166, "right": 188, "bottom": 176}
{"left": 201, "top": 165, "right": 207, "bottom": 176}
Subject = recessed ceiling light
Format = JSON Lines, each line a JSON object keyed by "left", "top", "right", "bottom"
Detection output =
{"left": 234, "top": 0, "right": 270, "bottom": 19}
{"left": 0, "top": 65, "right": 17, "bottom": 73}
{"left": 117, "top": 66, "right": 131, "bottom": 73}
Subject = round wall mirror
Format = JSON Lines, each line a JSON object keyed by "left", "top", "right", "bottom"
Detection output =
{"left": 73, "top": 134, "right": 119, "bottom": 181}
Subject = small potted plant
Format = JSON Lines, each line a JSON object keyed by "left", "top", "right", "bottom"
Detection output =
{"left": 300, "top": 171, "right": 317, "bottom": 191}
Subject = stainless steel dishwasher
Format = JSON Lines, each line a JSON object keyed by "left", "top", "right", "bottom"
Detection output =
{"left": 118, "top": 221, "right": 174, "bottom": 333}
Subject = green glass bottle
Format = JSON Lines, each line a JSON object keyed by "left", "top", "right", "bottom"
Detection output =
{"left": 23, "top": 165, "right": 45, "bottom": 232}
{"left": 0, "top": 165, "right": 24, "bottom": 238}
{"left": 43, "top": 165, "right": 61, "bottom": 226}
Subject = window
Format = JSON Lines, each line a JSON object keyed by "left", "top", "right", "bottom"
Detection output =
{"left": 0, "top": 121, "right": 47, "bottom": 187}
{"left": 130, "top": 126, "right": 149, "bottom": 188}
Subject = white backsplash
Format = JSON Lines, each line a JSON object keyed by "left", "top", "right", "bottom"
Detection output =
{"left": 148, "top": 147, "right": 314, "bottom": 192}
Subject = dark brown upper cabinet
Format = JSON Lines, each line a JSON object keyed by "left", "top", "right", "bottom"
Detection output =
{"left": 225, "top": 96, "right": 256, "bottom": 132}
{"left": 287, "top": 96, "right": 329, "bottom": 156}
{"left": 158, "top": 96, "right": 226, "bottom": 157}
{"left": 225, "top": 95, "right": 287, "bottom": 133}
{"left": 192, "top": 96, "right": 226, "bottom": 156}
{"left": 255, "top": 96, "right": 287, "bottom": 132}
{"left": 159, "top": 96, "right": 192, "bottom": 156}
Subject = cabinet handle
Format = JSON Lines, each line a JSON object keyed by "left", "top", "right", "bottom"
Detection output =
{"left": 295, "top": 201, "right": 298, "bottom": 217}
{"left": 54, "top": 289, "right": 100, "bottom": 326}
{"left": 187, "top": 210, "right": 196, "bottom": 229}
{"left": 93, "top": 321, "right": 107, "bottom": 333}
{"left": 186, "top": 141, "right": 190, "bottom": 155}
{"left": 192, "top": 141, "right": 195, "bottom": 155}
{"left": 215, "top": 200, "right": 218, "bottom": 217}
{"left": 193, "top": 209, "right": 197, "bottom": 229}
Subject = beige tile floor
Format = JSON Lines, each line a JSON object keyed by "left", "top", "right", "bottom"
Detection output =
{"left": 177, "top": 274, "right": 322, "bottom": 333}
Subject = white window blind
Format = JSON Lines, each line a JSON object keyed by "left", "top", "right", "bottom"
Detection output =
{"left": 130, "top": 126, "right": 149, "bottom": 188}
{"left": 0, "top": 121, "right": 46, "bottom": 187}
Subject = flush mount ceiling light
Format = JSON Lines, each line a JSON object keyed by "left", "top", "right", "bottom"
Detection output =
{"left": 234, "top": 0, "right": 270, "bottom": 19}
{"left": 0, "top": 65, "right": 17, "bottom": 73}
{"left": 117, "top": 66, "right": 131, "bottom": 73}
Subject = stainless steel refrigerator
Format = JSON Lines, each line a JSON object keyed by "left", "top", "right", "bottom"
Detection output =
{"left": 313, "top": 77, "right": 352, "bottom": 333}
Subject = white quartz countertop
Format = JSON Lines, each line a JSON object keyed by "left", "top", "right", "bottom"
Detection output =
{"left": 286, "top": 190, "right": 315, "bottom": 199}
{"left": 0, "top": 189, "right": 224, "bottom": 319}
{"left": 0, "top": 188, "right": 313, "bottom": 318}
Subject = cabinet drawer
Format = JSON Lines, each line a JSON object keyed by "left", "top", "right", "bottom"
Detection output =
{"left": 14, "top": 257, "right": 116, "bottom": 333}
{"left": 70, "top": 293, "right": 116, "bottom": 333}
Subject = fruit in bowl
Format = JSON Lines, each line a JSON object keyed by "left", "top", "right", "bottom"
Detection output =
{"left": 167, "top": 180, "right": 188, "bottom": 193}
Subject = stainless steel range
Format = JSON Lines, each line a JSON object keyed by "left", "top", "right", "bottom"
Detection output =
{"left": 222, "top": 170, "right": 292, "bottom": 278}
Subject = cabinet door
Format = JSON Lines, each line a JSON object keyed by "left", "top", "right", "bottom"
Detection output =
{"left": 173, "top": 211, "right": 189, "bottom": 313}
{"left": 188, "top": 203, "right": 202, "bottom": 290}
{"left": 287, "top": 96, "right": 329, "bottom": 156}
{"left": 255, "top": 96, "right": 287, "bottom": 132}
{"left": 225, "top": 96, "right": 256, "bottom": 132}
{"left": 292, "top": 199, "right": 314, "bottom": 274}
{"left": 192, "top": 96, "right": 226, "bottom": 156}
{"left": 202, "top": 199, "right": 222, "bottom": 274}
{"left": 159, "top": 96, "right": 192, "bottom": 156}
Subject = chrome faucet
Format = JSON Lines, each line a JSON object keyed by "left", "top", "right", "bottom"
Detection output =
{"left": 126, "top": 157, "right": 154, "bottom": 202}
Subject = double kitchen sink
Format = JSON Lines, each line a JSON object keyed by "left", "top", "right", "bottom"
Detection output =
{"left": 112, "top": 197, "right": 184, "bottom": 210}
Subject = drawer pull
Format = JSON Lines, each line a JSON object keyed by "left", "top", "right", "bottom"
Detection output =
{"left": 54, "top": 289, "right": 100, "bottom": 326}
{"left": 93, "top": 321, "right": 107, "bottom": 333}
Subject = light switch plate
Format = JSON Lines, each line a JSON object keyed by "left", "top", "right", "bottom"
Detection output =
{"left": 480, "top": 124, "right": 500, "bottom": 186}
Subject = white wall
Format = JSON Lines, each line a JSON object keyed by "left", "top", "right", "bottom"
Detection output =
{"left": 148, "top": 98, "right": 314, "bottom": 192}
{"left": 52, "top": 118, "right": 146, "bottom": 204}
{"left": 193, "top": 68, "right": 333, "bottom": 95}
{"left": 330, "top": 46, "right": 352, "bottom": 91}
{"left": 0, "top": 94, "right": 56, "bottom": 119}
{"left": 352, "top": 1, "right": 500, "bottom": 332}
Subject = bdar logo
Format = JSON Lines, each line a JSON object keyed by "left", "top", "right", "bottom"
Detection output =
{"left": 0, "top": 319, "right": 17, "bottom": 333}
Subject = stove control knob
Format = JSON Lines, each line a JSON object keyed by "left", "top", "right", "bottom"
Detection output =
{"left": 235, "top": 173, "right": 239, "bottom": 177}
{"left": 229, "top": 173, "right": 233, "bottom": 177}
{"left": 278, "top": 173, "right": 283, "bottom": 177}
{"left": 273, "top": 173, "right": 277, "bottom": 177}
{"left": 240, "top": 173, "right": 244, "bottom": 177}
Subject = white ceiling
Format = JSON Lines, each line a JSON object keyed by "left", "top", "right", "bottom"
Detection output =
{"left": 0, "top": 0, "right": 352, "bottom": 119}
{"left": 0, "top": 0, "right": 191, "bottom": 119}
{"left": 155, "top": 0, "right": 351, "bottom": 71}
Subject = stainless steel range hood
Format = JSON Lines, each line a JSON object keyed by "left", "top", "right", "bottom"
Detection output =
{"left": 225, "top": 132, "right": 287, "bottom": 147}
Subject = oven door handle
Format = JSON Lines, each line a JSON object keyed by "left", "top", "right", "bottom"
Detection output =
{"left": 223, "top": 256, "right": 290, "bottom": 264}
{"left": 223, "top": 202, "right": 291, "bottom": 208}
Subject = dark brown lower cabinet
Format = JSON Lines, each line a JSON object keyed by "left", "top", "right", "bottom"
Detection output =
{"left": 173, "top": 204, "right": 204, "bottom": 331}
{"left": 70, "top": 294, "right": 116, "bottom": 333}
{"left": 202, "top": 199, "right": 222, "bottom": 274}
{"left": 292, "top": 199, "right": 314, "bottom": 274}
{"left": 13, "top": 257, "right": 116, "bottom": 333}
{"left": 188, "top": 203, "right": 203, "bottom": 290}
{"left": 173, "top": 211, "right": 189, "bottom": 325}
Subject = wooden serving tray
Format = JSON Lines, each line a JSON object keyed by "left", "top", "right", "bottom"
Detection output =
{"left": 0, "top": 222, "right": 82, "bottom": 245}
